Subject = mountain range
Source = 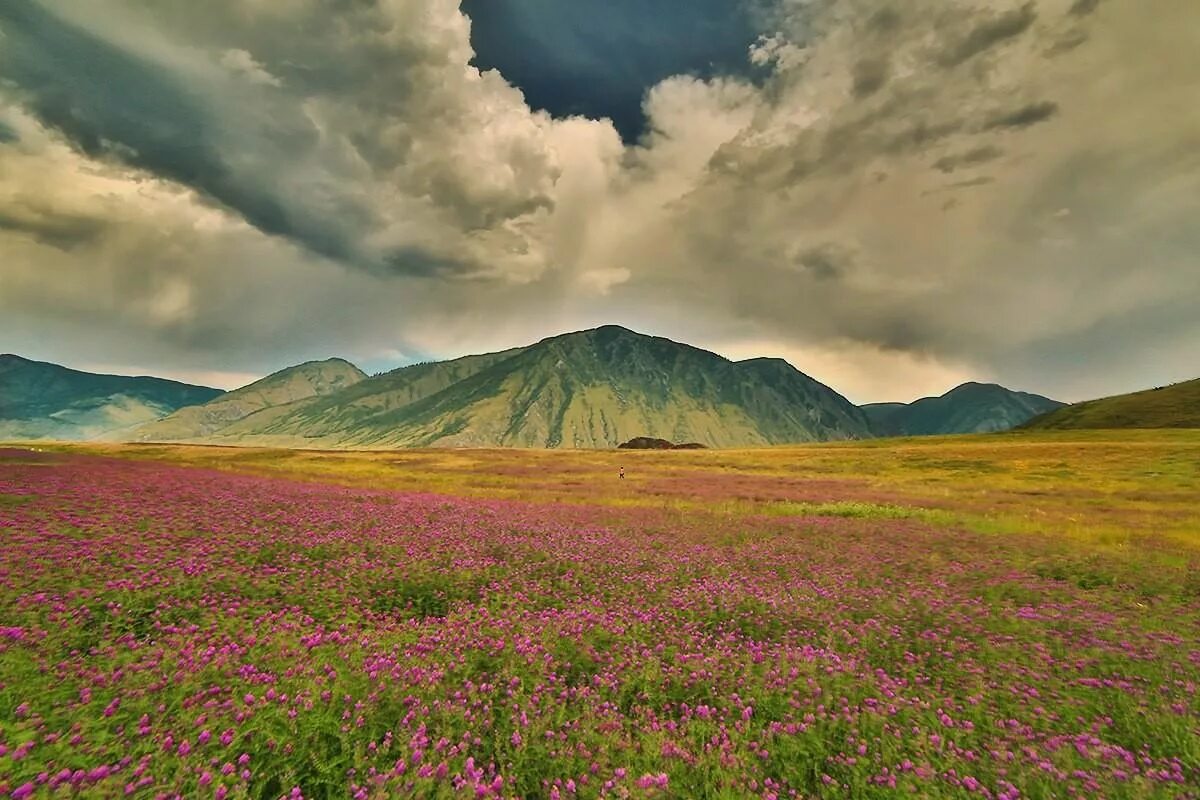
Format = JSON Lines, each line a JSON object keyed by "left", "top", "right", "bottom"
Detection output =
{"left": 139, "top": 327, "right": 874, "bottom": 448}
{"left": 0, "top": 327, "right": 1090, "bottom": 447}
{"left": 862, "top": 382, "right": 1063, "bottom": 436}
{"left": 0, "top": 354, "right": 222, "bottom": 442}
{"left": 130, "top": 358, "right": 366, "bottom": 442}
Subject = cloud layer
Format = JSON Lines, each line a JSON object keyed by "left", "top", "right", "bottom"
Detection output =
{"left": 1, "top": 0, "right": 1197, "bottom": 402}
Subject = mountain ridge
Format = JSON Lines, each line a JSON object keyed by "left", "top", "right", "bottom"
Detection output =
{"left": 201, "top": 326, "right": 873, "bottom": 448}
{"left": 3, "top": 330, "right": 1082, "bottom": 448}
{"left": 0, "top": 354, "right": 223, "bottom": 441}
{"left": 130, "top": 358, "right": 367, "bottom": 442}
{"left": 1021, "top": 378, "right": 1200, "bottom": 430}
{"left": 863, "top": 381, "right": 1064, "bottom": 436}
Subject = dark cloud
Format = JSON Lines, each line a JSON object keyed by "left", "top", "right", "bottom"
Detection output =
{"left": 933, "top": 145, "right": 1004, "bottom": 173}
{"left": 382, "top": 247, "right": 477, "bottom": 279}
{"left": 983, "top": 101, "right": 1060, "bottom": 130}
{"left": 885, "top": 118, "right": 965, "bottom": 154}
{"left": 0, "top": 1, "right": 365, "bottom": 266}
{"left": 0, "top": 121, "right": 18, "bottom": 143}
{"left": 0, "top": 204, "right": 104, "bottom": 250}
{"left": 795, "top": 244, "right": 851, "bottom": 281}
{"left": 920, "top": 175, "right": 996, "bottom": 197}
{"left": 1044, "top": 28, "right": 1089, "bottom": 57}
{"left": 866, "top": 7, "right": 902, "bottom": 34}
{"left": 851, "top": 57, "right": 890, "bottom": 98}
{"left": 947, "top": 176, "right": 995, "bottom": 190}
{"left": 937, "top": 3, "right": 1038, "bottom": 68}
{"left": 1069, "top": 0, "right": 1104, "bottom": 17}
{"left": 0, "top": 0, "right": 577, "bottom": 281}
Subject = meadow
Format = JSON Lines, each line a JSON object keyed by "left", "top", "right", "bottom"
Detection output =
{"left": 1, "top": 431, "right": 1198, "bottom": 798}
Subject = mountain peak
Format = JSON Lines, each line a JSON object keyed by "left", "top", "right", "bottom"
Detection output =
{"left": 545, "top": 325, "right": 651, "bottom": 345}
{"left": 240, "top": 358, "right": 366, "bottom": 391}
{"left": 864, "top": 382, "right": 1064, "bottom": 436}
{"left": 127, "top": 357, "right": 367, "bottom": 442}
{"left": 945, "top": 381, "right": 1005, "bottom": 396}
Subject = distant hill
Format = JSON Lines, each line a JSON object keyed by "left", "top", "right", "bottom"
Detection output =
{"left": 213, "top": 348, "right": 525, "bottom": 444}
{"left": 130, "top": 358, "right": 366, "bottom": 442}
{"left": 863, "top": 382, "right": 1064, "bottom": 436}
{"left": 0, "top": 354, "right": 222, "bottom": 441}
{"left": 176, "top": 326, "right": 874, "bottom": 448}
{"left": 1022, "top": 378, "right": 1200, "bottom": 430}
{"left": 12, "top": 331, "right": 1076, "bottom": 449}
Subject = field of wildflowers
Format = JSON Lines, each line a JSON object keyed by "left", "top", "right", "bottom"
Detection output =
{"left": 1, "top": 434, "right": 1198, "bottom": 798}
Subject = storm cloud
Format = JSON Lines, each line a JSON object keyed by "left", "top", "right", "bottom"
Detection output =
{"left": 1, "top": 0, "right": 1198, "bottom": 404}
{"left": 937, "top": 3, "right": 1039, "bottom": 68}
{"left": 983, "top": 101, "right": 1060, "bottom": 130}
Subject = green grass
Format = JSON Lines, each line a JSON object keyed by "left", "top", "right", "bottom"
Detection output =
{"left": 3, "top": 431, "right": 1199, "bottom": 796}
{"left": 1024, "top": 378, "right": 1200, "bottom": 430}
{"left": 30, "top": 429, "right": 1200, "bottom": 552}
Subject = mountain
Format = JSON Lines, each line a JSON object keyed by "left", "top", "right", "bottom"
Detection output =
{"left": 863, "top": 382, "right": 1064, "bottom": 436}
{"left": 0, "top": 354, "right": 223, "bottom": 441}
{"left": 177, "top": 326, "right": 874, "bottom": 448}
{"left": 130, "top": 358, "right": 367, "bottom": 442}
{"left": 212, "top": 348, "right": 525, "bottom": 444}
{"left": 1021, "top": 378, "right": 1200, "bottom": 430}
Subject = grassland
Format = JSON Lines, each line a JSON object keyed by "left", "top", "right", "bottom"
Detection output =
{"left": 47, "top": 428, "right": 1200, "bottom": 544}
{"left": 1024, "top": 379, "right": 1200, "bottom": 430}
{"left": 2, "top": 431, "right": 1197, "bottom": 798}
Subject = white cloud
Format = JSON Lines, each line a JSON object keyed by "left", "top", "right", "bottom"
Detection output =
{"left": 219, "top": 48, "right": 281, "bottom": 87}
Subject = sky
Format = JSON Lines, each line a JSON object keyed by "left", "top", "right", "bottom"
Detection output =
{"left": 1, "top": 0, "right": 1197, "bottom": 404}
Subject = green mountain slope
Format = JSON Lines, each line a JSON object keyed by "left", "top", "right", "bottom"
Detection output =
{"left": 0, "top": 354, "right": 223, "bottom": 441}
{"left": 130, "top": 358, "right": 366, "bottom": 442}
{"left": 215, "top": 348, "right": 525, "bottom": 443}
{"left": 864, "top": 382, "right": 1064, "bottom": 436}
{"left": 209, "top": 326, "right": 873, "bottom": 449}
{"left": 861, "top": 402, "right": 907, "bottom": 429}
{"left": 1022, "top": 378, "right": 1200, "bottom": 430}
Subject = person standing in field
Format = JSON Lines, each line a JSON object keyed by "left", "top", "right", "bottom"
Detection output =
{"left": 619, "top": 466, "right": 625, "bottom": 479}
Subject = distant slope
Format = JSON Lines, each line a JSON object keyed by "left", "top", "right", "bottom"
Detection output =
{"left": 861, "top": 402, "right": 907, "bottom": 429}
{"left": 216, "top": 348, "right": 525, "bottom": 443}
{"left": 1022, "top": 378, "right": 1200, "bottom": 430}
{"left": 865, "top": 382, "right": 1064, "bottom": 436}
{"left": 0, "top": 354, "right": 222, "bottom": 441}
{"left": 210, "top": 326, "right": 873, "bottom": 449}
{"left": 130, "top": 358, "right": 366, "bottom": 442}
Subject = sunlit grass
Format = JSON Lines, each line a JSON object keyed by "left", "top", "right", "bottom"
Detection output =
{"left": 34, "top": 429, "right": 1199, "bottom": 550}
